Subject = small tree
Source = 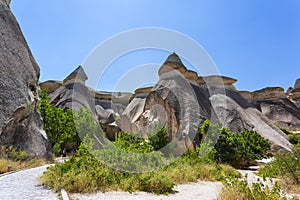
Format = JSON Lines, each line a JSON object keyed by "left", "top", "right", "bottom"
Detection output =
{"left": 200, "top": 120, "right": 270, "bottom": 168}
{"left": 39, "top": 88, "right": 79, "bottom": 149}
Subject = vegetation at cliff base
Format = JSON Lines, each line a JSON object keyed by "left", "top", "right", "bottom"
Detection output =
{"left": 40, "top": 118, "right": 273, "bottom": 195}
{"left": 39, "top": 89, "right": 279, "bottom": 196}
{"left": 39, "top": 88, "right": 80, "bottom": 155}
{"left": 0, "top": 146, "right": 47, "bottom": 174}
{"left": 40, "top": 141, "right": 240, "bottom": 194}
{"left": 200, "top": 120, "right": 271, "bottom": 168}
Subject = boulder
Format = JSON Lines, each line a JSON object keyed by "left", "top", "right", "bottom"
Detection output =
{"left": 92, "top": 90, "right": 132, "bottom": 114}
{"left": 158, "top": 53, "right": 187, "bottom": 77}
{"left": 95, "top": 105, "right": 115, "bottom": 125}
{"left": 239, "top": 91, "right": 253, "bottom": 102}
{"left": 106, "top": 122, "right": 121, "bottom": 141}
{"left": 257, "top": 98, "right": 300, "bottom": 131}
{"left": 183, "top": 70, "right": 198, "bottom": 81}
{"left": 120, "top": 98, "right": 146, "bottom": 133}
{"left": 0, "top": 2, "right": 52, "bottom": 158}
{"left": 131, "top": 86, "right": 153, "bottom": 100}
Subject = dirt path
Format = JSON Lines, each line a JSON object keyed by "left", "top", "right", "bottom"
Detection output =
{"left": 71, "top": 181, "right": 223, "bottom": 200}
{"left": 0, "top": 165, "right": 57, "bottom": 200}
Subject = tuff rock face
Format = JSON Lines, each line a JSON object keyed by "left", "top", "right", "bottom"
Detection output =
{"left": 41, "top": 66, "right": 132, "bottom": 114}
{"left": 41, "top": 54, "right": 298, "bottom": 153}
{"left": 239, "top": 86, "right": 300, "bottom": 131}
{"left": 122, "top": 53, "right": 293, "bottom": 152}
{"left": 288, "top": 78, "right": 300, "bottom": 109}
{"left": 41, "top": 66, "right": 132, "bottom": 141}
{"left": 0, "top": 1, "right": 52, "bottom": 158}
{"left": 49, "top": 66, "right": 95, "bottom": 112}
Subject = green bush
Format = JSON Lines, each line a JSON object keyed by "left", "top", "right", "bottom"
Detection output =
{"left": 52, "top": 143, "right": 61, "bottom": 156}
{"left": 41, "top": 132, "right": 241, "bottom": 194}
{"left": 114, "top": 133, "right": 154, "bottom": 153}
{"left": 289, "top": 134, "right": 300, "bottom": 145}
{"left": 258, "top": 146, "right": 300, "bottom": 194}
{"left": 200, "top": 120, "right": 271, "bottom": 168}
{"left": 0, "top": 145, "right": 28, "bottom": 161}
{"left": 39, "top": 88, "right": 79, "bottom": 149}
{"left": 219, "top": 177, "right": 297, "bottom": 200}
{"left": 149, "top": 126, "right": 169, "bottom": 150}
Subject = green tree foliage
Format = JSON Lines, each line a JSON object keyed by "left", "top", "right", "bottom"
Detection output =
{"left": 148, "top": 126, "right": 169, "bottom": 150}
{"left": 39, "top": 88, "right": 79, "bottom": 149}
{"left": 289, "top": 134, "right": 300, "bottom": 145}
{"left": 114, "top": 133, "right": 154, "bottom": 153}
{"left": 200, "top": 120, "right": 271, "bottom": 168}
{"left": 258, "top": 146, "right": 300, "bottom": 195}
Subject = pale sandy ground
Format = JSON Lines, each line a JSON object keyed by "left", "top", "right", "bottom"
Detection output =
{"left": 71, "top": 181, "right": 223, "bottom": 200}
{"left": 0, "top": 165, "right": 57, "bottom": 200}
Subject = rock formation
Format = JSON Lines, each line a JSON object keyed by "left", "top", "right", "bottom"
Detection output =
{"left": 48, "top": 65, "right": 95, "bottom": 112}
{"left": 288, "top": 78, "right": 300, "bottom": 109}
{"left": 0, "top": 1, "right": 52, "bottom": 158}
{"left": 41, "top": 53, "right": 297, "bottom": 153}
{"left": 41, "top": 66, "right": 132, "bottom": 141}
{"left": 239, "top": 86, "right": 300, "bottom": 131}
{"left": 122, "top": 53, "right": 293, "bottom": 152}
{"left": 39, "top": 80, "right": 62, "bottom": 93}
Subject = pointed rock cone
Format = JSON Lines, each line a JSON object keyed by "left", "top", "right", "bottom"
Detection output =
{"left": 158, "top": 52, "right": 187, "bottom": 77}
{"left": 63, "top": 65, "right": 88, "bottom": 84}
{"left": 163, "top": 52, "right": 185, "bottom": 67}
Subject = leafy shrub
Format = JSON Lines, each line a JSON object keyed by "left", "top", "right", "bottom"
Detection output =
{"left": 91, "top": 136, "right": 167, "bottom": 173}
{"left": 215, "top": 129, "right": 270, "bottom": 167}
{"left": 39, "top": 88, "right": 79, "bottom": 149}
{"left": 148, "top": 126, "right": 169, "bottom": 150}
{"left": 219, "top": 177, "right": 297, "bottom": 200}
{"left": 200, "top": 120, "right": 271, "bottom": 168}
{"left": 289, "top": 134, "right": 300, "bottom": 145}
{"left": 41, "top": 132, "right": 241, "bottom": 194}
{"left": 114, "top": 133, "right": 154, "bottom": 153}
{"left": 52, "top": 143, "right": 61, "bottom": 156}
{"left": 260, "top": 146, "right": 300, "bottom": 185}
{"left": 0, "top": 145, "right": 47, "bottom": 174}
{"left": 258, "top": 146, "right": 300, "bottom": 194}
{"left": 0, "top": 145, "right": 28, "bottom": 161}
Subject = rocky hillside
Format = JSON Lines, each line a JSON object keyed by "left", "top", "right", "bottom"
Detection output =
{"left": 41, "top": 53, "right": 299, "bottom": 153}
{"left": 0, "top": 1, "right": 52, "bottom": 158}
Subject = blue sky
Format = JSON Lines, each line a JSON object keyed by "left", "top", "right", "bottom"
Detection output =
{"left": 11, "top": 0, "right": 300, "bottom": 92}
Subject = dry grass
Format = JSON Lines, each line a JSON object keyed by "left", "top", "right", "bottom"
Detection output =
{"left": 0, "top": 159, "right": 20, "bottom": 173}
{"left": 218, "top": 185, "right": 247, "bottom": 200}
{"left": 279, "top": 179, "right": 300, "bottom": 194}
{"left": 0, "top": 158, "right": 49, "bottom": 174}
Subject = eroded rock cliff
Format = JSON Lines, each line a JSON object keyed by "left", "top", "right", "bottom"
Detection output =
{"left": 0, "top": 1, "right": 52, "bottom": 158}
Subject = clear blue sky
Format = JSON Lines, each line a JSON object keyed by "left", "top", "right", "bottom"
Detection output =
{"left": 11, "top": 0, "right": 300, "bottom": 92}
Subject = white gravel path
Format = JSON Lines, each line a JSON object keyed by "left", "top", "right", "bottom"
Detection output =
{"left": 71, "top": 181, "right": 223, "bottom": 200}
{"left": 0, "top": 165, "right": 58, "bottom": 200}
